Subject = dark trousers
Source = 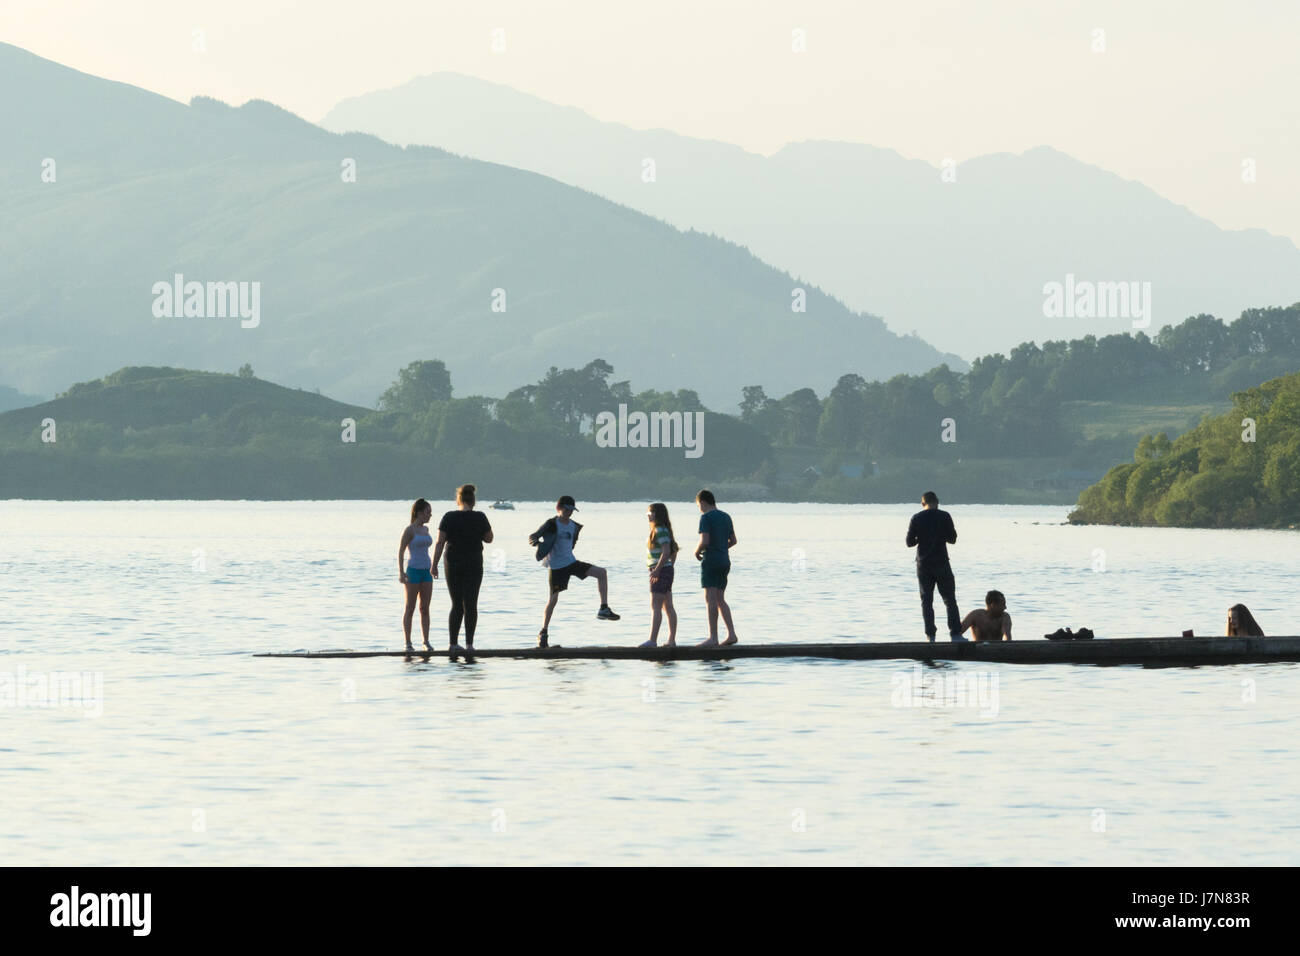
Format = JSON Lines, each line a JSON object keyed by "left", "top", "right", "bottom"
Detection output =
{"left": 917, "top": 561, "right": 961, "bottom": 639}
{"left": 445, "top": 564, "right": 483, "bottom": 645}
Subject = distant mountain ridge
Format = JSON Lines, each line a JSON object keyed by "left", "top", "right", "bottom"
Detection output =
{"left": 0, "top": 43, "right": 959, "bottom": 411}
{"left": 321, "top": 72, "right": 1300, "bottom": 359}
{"left": 0, "top": 384, "right": 43, "bottom": 413}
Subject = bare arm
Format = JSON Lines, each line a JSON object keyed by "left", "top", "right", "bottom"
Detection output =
{"left": 695, "top": 532, "right": 709, "bottom": 560}
{"left": 958, "top": 610, "right": 975, "bottom": 635}
{"left": 431, "top": 530, "right": 447, "bottom": 578}
{"left": 398, "top": 527, "right": 412, "bottom": 581}
{"left": 1002, "top": 614, "right": 1012, "bottom": 641}
{"left": 727, "top": 531, "right": 737, "bottom": 549}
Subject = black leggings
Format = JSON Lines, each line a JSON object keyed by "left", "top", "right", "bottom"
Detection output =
{"left": 445, "top": 564, "right": 483, "bottom": 645}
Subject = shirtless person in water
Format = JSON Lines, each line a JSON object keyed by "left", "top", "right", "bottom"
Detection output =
{"left": 958, "top": 590, "right": 1013, "bottom": 642}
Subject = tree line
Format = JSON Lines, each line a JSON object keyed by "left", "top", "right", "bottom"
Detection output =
{"left": 736, "top": 304, "right": 1300, "bottom": 461}
{"left": 1069, "top": 369, "right": 1300, "bottom": 528}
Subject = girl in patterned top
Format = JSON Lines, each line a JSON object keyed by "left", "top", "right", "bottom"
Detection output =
{"left": 640, "top": 502, "right": 679, "bottom": 647}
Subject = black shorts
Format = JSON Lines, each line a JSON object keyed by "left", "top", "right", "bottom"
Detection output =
{"left": 649, "top": 564, "right": 674, "bottom": 594}
{"left": 549, "top": 560, "right": 593, "bottom": 593}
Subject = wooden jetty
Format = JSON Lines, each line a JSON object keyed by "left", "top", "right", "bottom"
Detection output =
{"left": 256, "top": 635, "right": 1300, "bottom": 666}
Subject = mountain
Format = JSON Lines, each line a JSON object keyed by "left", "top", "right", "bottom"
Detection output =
{"left": 0, "top": 43, "right": 960, "bottom": 411}
{"left": 0, "top": 365, "right": 772, "bottom": 500}
{"left": 321, "top": 72, "right": 1300, "bottom": 360}
{"left": 0, "top": 385, "right": 43, "bottom": 413}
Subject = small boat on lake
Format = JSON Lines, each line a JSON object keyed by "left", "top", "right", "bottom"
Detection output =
{"left": 489, "top": 500, "right": 515, "bottom": 510}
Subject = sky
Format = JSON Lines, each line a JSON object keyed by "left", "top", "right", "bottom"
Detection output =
{"left": 3, "top": 0, "right": 1297, "bottom": 245}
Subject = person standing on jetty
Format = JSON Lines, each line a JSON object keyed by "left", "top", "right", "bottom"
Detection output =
{"left": 694, "top": 489, "right": 739, "bottom": 647}
{"left": 529, "top": 495, "right": 620, "bottom": 648}
{"left": 906, "top": 491, "right": 965, "bottom": 642}
{"left": 639, "top": 502, "right": 679, "bottom": 648}
{"left": 431, "top": 483, "right": 493, "bottom": 652}
{"left": 398, "top": 498, "right": 435, "bottom": 652}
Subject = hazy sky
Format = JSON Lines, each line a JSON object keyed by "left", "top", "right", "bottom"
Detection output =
{"left": 4, "top": 0, "right": 1297, "bottom": 244}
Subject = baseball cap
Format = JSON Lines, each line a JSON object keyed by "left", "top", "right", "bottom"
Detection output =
{"left": 556, "top": 495, "right": 579, "bottom": 511}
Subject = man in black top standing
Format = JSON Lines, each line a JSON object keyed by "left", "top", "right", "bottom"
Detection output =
{"left": 906, "top": 491, "right": 965, "bottom": 642}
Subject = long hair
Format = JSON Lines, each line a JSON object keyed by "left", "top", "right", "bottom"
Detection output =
{"left": 1229, "top": 603, "right": 1264, "bottom": 636}
{"left": 646, "top": 502, "right": 679, "bottom": 557}
{"left": 457, "top": 483, "right": 476, "bottom": 508}
{"left": 410, "top": 498, "right": 430, "bottom": 524}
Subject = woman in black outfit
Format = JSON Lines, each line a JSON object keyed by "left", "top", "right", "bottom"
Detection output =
{"left": 432, "top": 483, "right": 494, "bottom": 650}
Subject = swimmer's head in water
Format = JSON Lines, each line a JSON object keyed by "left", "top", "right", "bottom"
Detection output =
{"left": 985, "top": 590, "right": 1006, "bottom": 614}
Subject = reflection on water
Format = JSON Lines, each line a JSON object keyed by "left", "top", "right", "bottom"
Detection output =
{"left": 2, "top": 500, "right": 1298, "bottom": 865}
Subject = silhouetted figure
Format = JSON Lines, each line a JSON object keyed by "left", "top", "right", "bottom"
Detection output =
{"left": 906, "top": 490, "right": 963, "bottom": 642}
{"left": 694, "top": 489, "right": 739, "bottom": 647}
{"left": 432, "top": 483, "right": 493, "bottom": 651}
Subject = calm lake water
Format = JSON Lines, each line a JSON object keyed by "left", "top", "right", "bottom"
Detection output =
{"left": 3, "top": 500, "right": 1298, "bottom": 865}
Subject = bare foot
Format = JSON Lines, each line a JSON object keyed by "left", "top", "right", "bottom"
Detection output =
{"left": 721, "top": 634, "right": 739, "bottom": 646}
{"left": 665, "top": 639, "right": 676, "bottom": 647}
{"left": 697, "top": 636, "right": 719, "bottom": 647}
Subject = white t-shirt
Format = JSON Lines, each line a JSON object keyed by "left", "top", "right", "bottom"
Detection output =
{"left": 546, "top": 519, "right": 577, "bottom": 570}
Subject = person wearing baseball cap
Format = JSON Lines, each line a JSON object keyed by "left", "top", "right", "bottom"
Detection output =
{"left": 528, "top": 495, "right": 620, "bottom": 647}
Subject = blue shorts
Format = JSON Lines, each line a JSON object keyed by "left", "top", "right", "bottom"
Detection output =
{"left": 406, "top": 566, "right": 433, "bottom": 584}
{"left": 700, "top": 555, "right": 730, "bottom": 590}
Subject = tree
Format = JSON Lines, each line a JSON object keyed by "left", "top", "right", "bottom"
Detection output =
{"left": 237, "top": 364, "right": 254, "bottom": 379}
{"left": 740, "top": 385, "right": 772, "bottom": 422}
{"left": 818, "top": 374, "right": 868, "bottom": 448}
{"left": 778, "top": 388, "right": 823, "bottom": 446}
{"left": 378, "top": 360, "right": 453, "bottom": 412}
{"left": 531, "top": 359, "right": 618, "bottom": 434}
{"left": 436, "top": 398, "right": 492, "bottom": 453}
{"left": 1134, "top": 433, "right": 1172, "bottom": 462}
{"left": 1155, "top": 314, "right": 1232, "bottom": 374}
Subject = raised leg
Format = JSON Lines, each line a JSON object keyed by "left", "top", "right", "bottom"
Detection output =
{"left": 590, "top": 565, "right": 609, "bottom": 605}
